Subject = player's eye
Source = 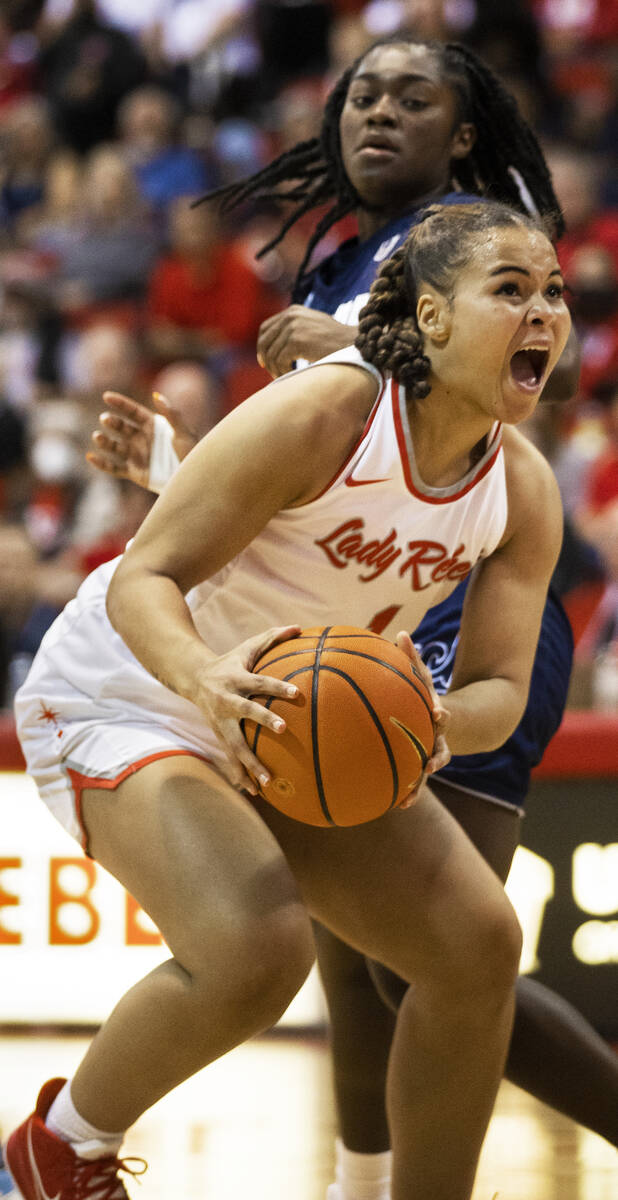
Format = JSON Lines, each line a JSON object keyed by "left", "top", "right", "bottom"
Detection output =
{"left": 496, "top": 281, "right": 521, "bottom": 297}
{"left": 546, "top": 282, "right": 565, "bottom": 298}
{"left": 401, "top": 98, "right": 429, "bottom": 111}
{"left": 350, "top": 94, "right": 374, "bottom": 108}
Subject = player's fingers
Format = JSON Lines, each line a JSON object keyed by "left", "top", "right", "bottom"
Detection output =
{"left": 91, "top": 428, "right": 131, "bottom": 456}
{"left": 264, "top": 325, "right": 297, "bottom": 377}
{"left": 396, "top": 630, "right": 443, "bottom": 720}
{"left": 242, "top": 624, "right": 301, "bottom": 670}
{"left": 237, "top": 694, "right": 289, "bottom": 735}
{"left": 220, "top": 717, "right": 275, "bottom": 790}
{"left": 99, "top": 411, "right": 141, "bottom": 437}
{"left": 256, "top": 318, "right": 282, "bottom": 367}
{"left": 85, "top": 450, "right": 125, "bottom": 475}
{"left": 245, "top": 671, "right": 299, "bottom": 703}
{"left": 215, "top": 744, "right": 259, "bottom": 795}
{"left": 257, "top": 323, "right": 295, "bottom": 377}
{"left": 102, "top": 391, "right": 152, "bottom": 426}
{"left": 426, "top": 731, "right": 451, "bottom": 775}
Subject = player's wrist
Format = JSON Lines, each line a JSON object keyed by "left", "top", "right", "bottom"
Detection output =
{"left": 149, "top": 413, "right": 180, "bottom": 493}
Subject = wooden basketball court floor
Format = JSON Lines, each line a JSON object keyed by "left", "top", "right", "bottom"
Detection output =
{"left": 1, "top": 1030, "right": 617, "bottom": 1200}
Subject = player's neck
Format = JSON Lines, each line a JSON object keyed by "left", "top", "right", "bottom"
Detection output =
{"left": 407, "top": 388, "right": 495, "bottom": 488}
{"left": 356, "top": 185, "right": 448, "bottom": 241}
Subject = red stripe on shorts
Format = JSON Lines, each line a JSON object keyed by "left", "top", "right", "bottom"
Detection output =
{"left": 67, "top": 749, "right": 211, "bottom": 855}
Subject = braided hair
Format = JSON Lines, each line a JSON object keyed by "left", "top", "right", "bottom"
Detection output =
{"left": 355, "top": 200, "right": 548, "bottom": 396}
{"left": 194, "top": 38, "right": 563, "bottom": 291}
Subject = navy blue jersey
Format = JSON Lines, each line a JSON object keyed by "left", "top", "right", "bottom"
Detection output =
{"left": 296, "top": 192, "right": 574, "bottom": 807}
{"left": 295, "top": 193, "right": 481, "bottom": 316}
{"left": 413, "top": 581, "right": 573, "bottom": 807}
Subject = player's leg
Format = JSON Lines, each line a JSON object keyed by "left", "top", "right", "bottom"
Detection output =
{"left": 6, "top": 754, "right": 314, "bottom": 1200}
{"left": 312, "top": 922, "right": 395, "bottom": 1153}
{"left": 373, "top": 780, "right": 618, "bottom": 1147}
{"left": 70, "top": 755, "right": 314, "bottom": 1130}
{"left": 508, "top": 978, "right": 618, "bottom": 1145}
{"left": 314, "top": 779, "right": 520, "bottom": 1199}
{"left": 256, "top": 784, "right": 522, "bottom": 1200}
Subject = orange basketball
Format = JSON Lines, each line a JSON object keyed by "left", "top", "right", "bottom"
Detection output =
{"left": 243, "top": 625, "right": 435, "bottom": 826}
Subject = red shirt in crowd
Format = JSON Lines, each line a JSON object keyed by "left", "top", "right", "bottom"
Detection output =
{"left": 147, "top": 243, "right": 278, "bottom": 348}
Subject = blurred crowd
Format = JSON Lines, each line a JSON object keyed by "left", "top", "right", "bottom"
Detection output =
{"left": 0, "top": 0, "right": 616, "bottom": 710}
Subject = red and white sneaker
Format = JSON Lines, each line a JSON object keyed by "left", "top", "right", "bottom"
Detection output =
{"left": 4, "top": 1079, "right": 146, "bottom": 1199}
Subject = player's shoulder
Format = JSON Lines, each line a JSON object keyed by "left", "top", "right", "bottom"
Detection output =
{"left": 234, "top": 346, "right": 380, "bottom": 458}
{"left": 500, "top": 424, "right": 562, "bottom": 538}
{"left": 501, "top": 424, "right": 558, "bottom": 491}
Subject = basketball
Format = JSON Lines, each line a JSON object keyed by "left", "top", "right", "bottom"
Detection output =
{"left": 243, "top": 625, "right": 435, "bottom": 826}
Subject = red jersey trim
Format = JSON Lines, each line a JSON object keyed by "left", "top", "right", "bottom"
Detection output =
{"left": 392, "top": 381, "right": 503, "bottom": 504}
{"left": 309, "top": 375, "right": 386, "bottom": 502}
{"left": 66, "top": 749, "right": 211, "bottom": 856}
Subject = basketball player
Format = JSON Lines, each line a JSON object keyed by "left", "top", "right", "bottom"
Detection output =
{"left": 89, "top": 40, "right": 618, "bottom": 1190}
{"left": 7, "top": 200, "right": 570, "bottom": 1200}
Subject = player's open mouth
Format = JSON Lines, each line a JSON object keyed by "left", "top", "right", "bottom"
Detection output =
{"left": 509, "top": 346, "right": 549, "bottom": 392}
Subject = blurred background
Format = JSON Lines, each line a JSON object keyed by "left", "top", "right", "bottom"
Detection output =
{"left": 0, "top": 0, "right": 617, "bottom": 1045}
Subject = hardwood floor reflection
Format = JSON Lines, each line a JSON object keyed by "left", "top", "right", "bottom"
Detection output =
{"left": 1, "top": 1032, "right": 616, "bottom": 1199}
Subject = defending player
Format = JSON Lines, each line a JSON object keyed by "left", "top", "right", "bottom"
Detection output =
{"left": 7, "top": 201, "right": 569, "bottom": 1200}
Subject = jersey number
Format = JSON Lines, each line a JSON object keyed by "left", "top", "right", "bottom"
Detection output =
{"left": 368, "top": 605, "right": 403, "bottom": 636}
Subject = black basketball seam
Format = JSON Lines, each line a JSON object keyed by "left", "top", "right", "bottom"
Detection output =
{"left": 321, "top": 649, "right": 433, "bottom": 719}
{"left": 312, "top": 628, "right": 333, "bottom": 824}
{"left": 318, "top": 665, "right": 399, "bottom": 813}
{"left": 254, "top": 647, "right": 432, "bottom": 720}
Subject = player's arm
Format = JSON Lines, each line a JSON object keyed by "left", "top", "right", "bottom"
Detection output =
{"left": 106, "top": 363, "right": 376, "bottom": 790}
{"left": 444, "top": 432, "right": 564, "bottom": 756}
{"left": 257, "top": 306, "right": 358, "bottom": 377}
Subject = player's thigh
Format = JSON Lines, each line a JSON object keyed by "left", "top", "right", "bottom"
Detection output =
{"left": 428, "top": 778, "right": 521, "bottom": 885}
{"left": 254, "top": 785, "right": 521, "bottom": 989}
{"left": 82, "top": 755, "right": 312, "bottom": 971}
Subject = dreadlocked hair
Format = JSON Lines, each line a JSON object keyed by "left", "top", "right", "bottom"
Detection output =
{"left": 192, "top": 37, "right": 563, "bottom": 293}
{"left": 355, "top": 200, "right": 548, "bottom": 396}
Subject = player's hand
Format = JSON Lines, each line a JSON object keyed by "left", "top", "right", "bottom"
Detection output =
{"left": 194, "top": 624, "right": 301, "bottom": 794}
{"left": 394, "top": 630, "right": 451, "bottom": 808}
{"left": 86, "top": 391, "right": 198, "bottom": 489}
{"left": 256, "top": 306, "right": 357, "bottom": 377}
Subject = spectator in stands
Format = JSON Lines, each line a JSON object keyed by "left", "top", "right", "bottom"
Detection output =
{"left": 0, "top": 96, "right": 55, "bottom": 229}
{"left": 54, "top": 143, "right": 160, "bottom": 323}
{"left": 575, "top": 379, "right": 618, "bottom": 568}
{"left": 116, "top": 85, "right": 216, "bottom": 218}
{"left": 567, "top": 245, "right": 618, "bottom": 400}
{"left": 547, "top": 145, "right": 618, "bottom": 275}
{"left": 18, "top": 149, "right": 82, "bottom": 260}
{"left": 145, "top": 194, "right": 279, "bottom": 366}
{"left": 38, "top": 0, "right": 148, "bottom": 154}
{"left": 0, "top": 11, "right": 40, "bottom": 111}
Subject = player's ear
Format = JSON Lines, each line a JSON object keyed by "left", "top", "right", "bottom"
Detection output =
{"left": 416, "top": 290, "right": 451, "bottom": 344}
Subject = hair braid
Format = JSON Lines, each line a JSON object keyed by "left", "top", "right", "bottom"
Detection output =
{"left": 442, "top": 43, "right": 564, "bottom": 235}
{"left": 356, "top": 242, "right": 431, "bottom": 397}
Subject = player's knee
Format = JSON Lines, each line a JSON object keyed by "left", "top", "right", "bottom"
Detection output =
{"left": 234, "top": 905, "right": 315, "bottom": 1029}
{"left": 462, "top": 892, "right": 522, "bottom": 1002}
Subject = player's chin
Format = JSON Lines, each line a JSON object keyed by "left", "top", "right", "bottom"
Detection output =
{"left": 498, "top": 375, "right": 544, "bottom": 424}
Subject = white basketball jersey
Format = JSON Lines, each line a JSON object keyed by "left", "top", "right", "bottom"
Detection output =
{"left": 21, "top": 346, "right": 507, "bottom": 741}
